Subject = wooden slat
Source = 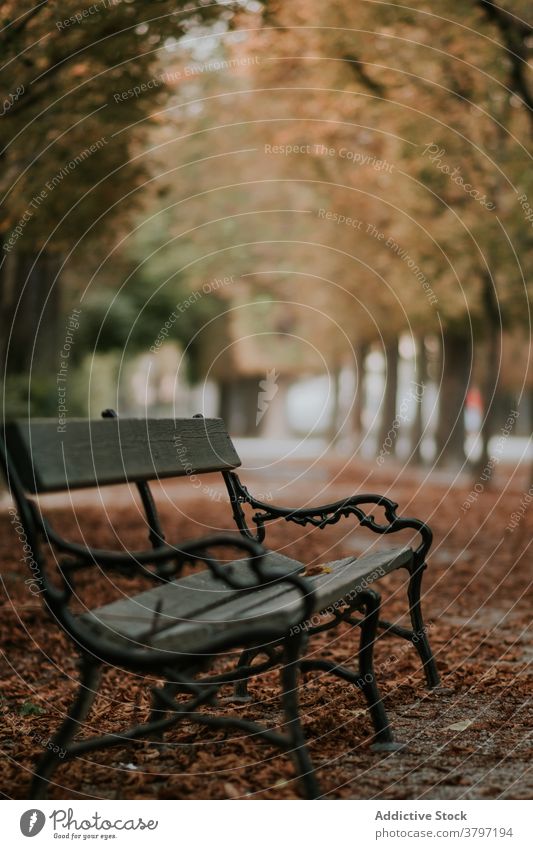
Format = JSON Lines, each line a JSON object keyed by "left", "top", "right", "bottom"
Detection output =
{"left": 82, "top": 550, "right": 305, "bottom": 643}
{"left": 81, "top": 546, "right": 413, "bottom": 653}
{"left": 4, "top": 417, "right": 240, "bottom": 493}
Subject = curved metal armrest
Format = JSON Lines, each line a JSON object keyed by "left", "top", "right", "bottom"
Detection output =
{"left": 224, "top": 471, "right": 433, "bottom": 568}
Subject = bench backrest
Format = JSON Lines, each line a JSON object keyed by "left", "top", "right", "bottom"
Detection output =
{"left": 3, "top": 417, "right": 241, "bottom": 493}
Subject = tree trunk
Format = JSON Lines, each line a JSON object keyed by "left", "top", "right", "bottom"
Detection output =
{"left": 0, "top": 250, "right": 62, "bottom": 377}
{"left": 435, "top": 327, "right": 472, "bottom": 467}
{"left": 218, "top": 375, "right": 269, "bottom": 436}
{"left": 0, "top": 248, "right": 19, "bottom": 376}
{"left": 410, "top": 335, "right": 427, "bottom": 465}
{"left": 218, "top": 380, "right": 233, "bottom": 428}
{"left": 473, "top": 273, "right": 502, "bottom": 477}
{"left": 327, "top": 366, "right": 342, "bottom": 445}
{"left": 377, "top": 338, "right": 399, "bottom": 459}
{"left": 352, "top": 341, "right": 368, "bottom": 441}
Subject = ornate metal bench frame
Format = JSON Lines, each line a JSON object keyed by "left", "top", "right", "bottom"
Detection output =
{"left": 1, "top": 410, "right": 439, "bottom": 800}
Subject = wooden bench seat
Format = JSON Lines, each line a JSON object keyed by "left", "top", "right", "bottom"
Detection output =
{"left": 82, "top": 547, "right": 413, "bottom": 654}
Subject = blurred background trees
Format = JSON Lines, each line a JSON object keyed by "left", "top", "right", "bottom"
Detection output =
{"left": 1, "top": 1, "right": 531, "bottom": 471}
{"left": 0, "top": 0, "right": 229, "bottom": 409}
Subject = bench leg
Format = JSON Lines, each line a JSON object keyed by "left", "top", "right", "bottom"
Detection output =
{"left": 280, "top": 636, "right": 321, "bottom": 799}
{"left": 148, "top": 680, "right": 183, "bottom": 746}
{"left": 153, "top": 660, "right": 319, "bottom": 799}
{"left": 233, "top": 648, "right": 260, "bottom": 701}
{"left": 30, "top": 655, "right": 102, "bottom": 799}
{"left": 408, "top": 566, "right": 440, "bottom": 689}
{"left": 356, "top": 590, "right": 399, "bottom": 750}
{"left": 232, "top": 646, "right": 281, "bottom": 701}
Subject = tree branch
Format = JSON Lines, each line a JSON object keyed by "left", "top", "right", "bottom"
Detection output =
{"left": 476, "top": 1, "right": 533, "bottom": 118}
{"left": 0, "top": 1, "right": 49, "bottom": 48}
{"left": 342, "top": 53, "right": 387, "bottom": 97}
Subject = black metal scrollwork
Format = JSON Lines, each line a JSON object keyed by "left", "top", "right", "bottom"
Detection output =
{"left": 223, "top": 471, "right": 432, "bottom": 568}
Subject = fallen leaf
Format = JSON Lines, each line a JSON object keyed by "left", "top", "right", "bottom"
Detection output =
{"left": 224, "top": 782, "right": 240, "bottom": 798}
{"left": 446, "top": 720, "right": 473, "bottom": 731}
{"left": 304, "top": 563, "right": 333, "bottom": 576}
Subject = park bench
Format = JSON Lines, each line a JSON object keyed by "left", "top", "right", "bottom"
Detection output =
{"left": 0, "top": 412, "right": 439, "bottom": 799}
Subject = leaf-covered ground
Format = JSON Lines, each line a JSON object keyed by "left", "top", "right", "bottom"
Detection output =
{"left": 1, "top": 458, "right": 531, "bottom": 799}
